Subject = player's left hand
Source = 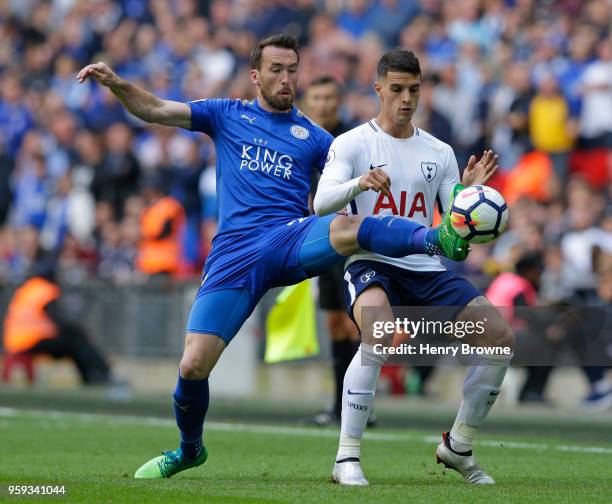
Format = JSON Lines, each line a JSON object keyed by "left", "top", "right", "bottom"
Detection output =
{"left": 462, "top": 150, "right": 499, "bottom": 186}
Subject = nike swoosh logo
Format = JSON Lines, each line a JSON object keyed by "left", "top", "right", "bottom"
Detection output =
{"left": 369, "top": 163, "right": 387, "bottom": 170}
{"left": 173, "top": 401, "right": 190, "bottom": 412}
{"left": 347, "top": 389, "right": 373, "bottom": 396}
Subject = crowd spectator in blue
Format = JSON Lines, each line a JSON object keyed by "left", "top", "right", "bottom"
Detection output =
{"left": 0, "top": 141, "right": 15, "bottom": 225}
{"left": 0, "top": 0, "right": 608, "bottom": 296}
{"left": 0, "top": 72, "right": 33, "bottom": 158}
{"left": 91, "top": 122, "right": 140, "bottom": 219}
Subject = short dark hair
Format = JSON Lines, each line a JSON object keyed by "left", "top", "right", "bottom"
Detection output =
{"left": 377, "top": 49, "right": 421, "bottom": 79}
{"left": 250, "top": 33, "right": 299, "bottom": 70}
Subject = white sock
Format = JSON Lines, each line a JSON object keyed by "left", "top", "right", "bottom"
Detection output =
{"left": 450, "top": 355, "right": 511, "bottom": 453}
{"left": 336, "top": 344, "right": 385, "bottom": 462}
{"left": 336, "top": 431, "right": 361, "bottom": 461}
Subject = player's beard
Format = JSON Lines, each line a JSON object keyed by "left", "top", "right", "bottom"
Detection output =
{"left": 261, "top": 85, "right": 294, "bottom": 112}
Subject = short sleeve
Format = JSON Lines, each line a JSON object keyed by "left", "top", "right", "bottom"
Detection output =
{"left": 188, "top": 99, "right": 229, "bottom": 136}
{"left": 314, "top": 130, "right": 334, "bottom": 173}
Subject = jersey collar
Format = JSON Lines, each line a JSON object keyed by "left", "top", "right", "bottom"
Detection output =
{"left": 370, "top": 118, "right": 419, "bottom": 140}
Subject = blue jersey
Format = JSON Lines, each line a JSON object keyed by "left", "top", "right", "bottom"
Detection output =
{"left": 188, "top": 98, "right": 333, "bottom": 238}
{"left": 185, "top": 98, "right": 339, "bottom": 344}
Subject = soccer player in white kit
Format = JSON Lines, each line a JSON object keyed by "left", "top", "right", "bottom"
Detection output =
{"left": 314, "top": 49, "right": 515, "bottom": 485}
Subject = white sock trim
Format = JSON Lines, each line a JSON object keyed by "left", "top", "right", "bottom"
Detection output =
{"left": 336, "top": 432, "right": 361, "bottom": 461}
{"left": 450, "top": 418, "right": 478, "bottom": 447}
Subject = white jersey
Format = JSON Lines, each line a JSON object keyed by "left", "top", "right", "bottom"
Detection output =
{"left": 314, "top": 118, "right": 460, "bottom": 272}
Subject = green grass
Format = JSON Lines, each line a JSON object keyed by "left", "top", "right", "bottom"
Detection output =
{"left": 0, "top": 410, "right": 610, "bottom": 503}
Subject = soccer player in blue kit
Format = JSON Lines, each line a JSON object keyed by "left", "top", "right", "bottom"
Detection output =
{"left": 77, "top": 34, "right": 470, "bottom": 479}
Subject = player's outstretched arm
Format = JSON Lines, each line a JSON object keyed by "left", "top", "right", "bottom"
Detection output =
{"left": 77, "top": 62, "right": 191, "bottom": 129}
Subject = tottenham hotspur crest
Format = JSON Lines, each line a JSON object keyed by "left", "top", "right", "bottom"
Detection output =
{"left": 421, "top": 161, "right": 437, "bottom": 182}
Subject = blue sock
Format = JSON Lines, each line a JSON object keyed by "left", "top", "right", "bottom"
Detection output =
{"left": 173, "top": 373, "right": 209, "bottom": 459}
{"left": 357, "top": 216, "right": 430, "bottom": 257}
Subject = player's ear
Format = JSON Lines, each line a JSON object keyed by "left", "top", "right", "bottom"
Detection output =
{"left": 249, "top": 69, "right": 259, "bottom": 86}
{"left": 374, "top": 81, "right": 382, "bottom": 98}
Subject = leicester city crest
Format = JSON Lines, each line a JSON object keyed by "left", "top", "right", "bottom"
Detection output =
{"left": 290, "top": 125, "right": 309, "bottom": 140}
{"left": 421, "top": 161, "right": 437, "bottom": 182}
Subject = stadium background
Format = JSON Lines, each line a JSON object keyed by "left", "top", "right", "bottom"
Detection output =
{"left": 0, "top": 0, "right": 611, "bottom": 443}
{"left": 0, "top": 1, "right": 610, "bottom": 502}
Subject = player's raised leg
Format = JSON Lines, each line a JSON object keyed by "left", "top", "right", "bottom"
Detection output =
{"left": 436, "top": 296, "right": 515, "bottom": 484}
{"left": 135, "top": 288, "right": 254, "bottom": 479}
{"left": 298, "top": 209, "right": 469, "bottom": 281}
{"left": 327, "top": 193, "right": 469, "bottom": 262}
{"left": 331, "top": 286, "right": 392, "bottom": 486}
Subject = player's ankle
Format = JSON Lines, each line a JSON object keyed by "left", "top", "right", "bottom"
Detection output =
{"left": 336, "top": 432, "right": 361, "bottom": 461}
{"left": 424, "top": 228, "right": 444, "bottom": 256}
{"left": 181, "top": 438, "right": 203, "bottom": 460}
{"left": 336, "top": 456, "right": 360, "bottom": 463}
{"left": 448, "top": 431, "right": 473, "bottom": 454}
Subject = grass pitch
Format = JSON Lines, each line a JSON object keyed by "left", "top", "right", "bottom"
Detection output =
{"left": 0, "top": 409, "right": 610, "bottom": 503}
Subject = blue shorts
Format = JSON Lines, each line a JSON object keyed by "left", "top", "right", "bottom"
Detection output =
{"left": 343, "top": 260, "right": 482, "bottom": 320}
{"left": 187, "top": 214, "right": 343, "bottom": 343}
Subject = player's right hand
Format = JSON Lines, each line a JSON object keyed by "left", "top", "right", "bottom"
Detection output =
{"left": 76, "top": 62, "right": 120, "bottom": 87}
{"left": 358, "top": 168, "right": 391, "bottom": 196}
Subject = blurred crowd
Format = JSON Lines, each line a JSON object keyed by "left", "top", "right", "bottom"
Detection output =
{"left": 0, "top": 0, "right": 610, "bottom": 310}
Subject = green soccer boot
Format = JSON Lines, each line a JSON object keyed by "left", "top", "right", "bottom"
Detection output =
{"left": 426, "top": 184, "right": 470, "bottom": 261}
{"left": 134, "top": 446, "right": 208, "bottom": 479}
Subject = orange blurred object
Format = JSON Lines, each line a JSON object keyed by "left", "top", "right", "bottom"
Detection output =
{"left": 503, "top": 151, "right": 553, "bottom": 205}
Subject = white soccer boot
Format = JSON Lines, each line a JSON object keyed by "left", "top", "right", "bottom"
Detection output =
{"left": 331, "top": 459, "right": 369, "bottom": 486}
{"left": 436, "top": 432, "right": 495, "bottom": 484}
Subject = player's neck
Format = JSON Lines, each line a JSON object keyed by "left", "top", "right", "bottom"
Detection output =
{"left": 374, "top": 115, "right": 414, "bottom": 139}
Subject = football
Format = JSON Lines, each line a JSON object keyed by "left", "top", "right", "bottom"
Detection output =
{"left": 450, "top": 185, "right": 509, "bottom": 243}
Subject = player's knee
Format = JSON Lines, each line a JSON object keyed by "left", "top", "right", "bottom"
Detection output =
{"left": 180, "top": 332, "right": 225, "bottom": 379}
{"left": 179, "top": 355, "right": 210, "bottom": 380}
{"left": 329, "top": 215, "right": 362, "bottom": 256}
{"left": 473, "top": 326, "right": 514, "bottom": 351}
{"left": 477, "top": 323, "right": 515, "bottom": 351}
{"left": 495, "top": 325, "right": 515, "bottom": 351}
